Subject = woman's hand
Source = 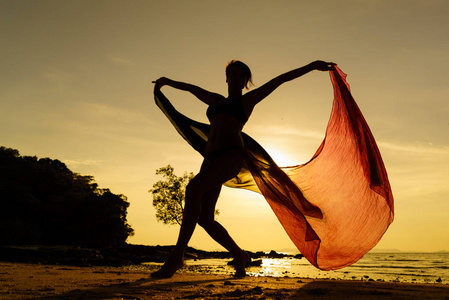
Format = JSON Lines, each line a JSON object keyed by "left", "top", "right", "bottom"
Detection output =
{"left": 311, "top": 60, "right": 336, "bottom": 71}
{"left": 152, "top": 77, "right": 171, "bottom": 89}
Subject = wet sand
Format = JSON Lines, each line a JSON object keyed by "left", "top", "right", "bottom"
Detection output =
{"left": 1, "top": 262, "right": 448, "bottom": 299}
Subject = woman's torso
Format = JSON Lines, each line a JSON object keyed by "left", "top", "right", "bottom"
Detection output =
{"left": 205, "top": 96, "right": 253, "bottom": 153}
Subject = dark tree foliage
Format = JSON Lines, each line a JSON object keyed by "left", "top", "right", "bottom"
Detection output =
{"left": 0, "top": 146, "right": 134, "bottom": 246}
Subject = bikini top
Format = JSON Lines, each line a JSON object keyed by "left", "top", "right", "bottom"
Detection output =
{"left": 206, "top": 97, "right": 248, "bottom": 124}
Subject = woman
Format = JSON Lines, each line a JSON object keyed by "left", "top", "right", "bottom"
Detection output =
{"left": 151, "top": 59, "right": 335, "bottom": 278}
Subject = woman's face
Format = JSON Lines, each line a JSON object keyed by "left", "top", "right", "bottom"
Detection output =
{"left": 226, "top": 66, "right": 248, "bottom": 90}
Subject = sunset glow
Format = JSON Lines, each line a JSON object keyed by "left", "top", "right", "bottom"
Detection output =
{"left": 1, "top": 0, "right": 448, "bottom": 253}
{"left": 266, "top": 148, "right": 298, "bottom": 167}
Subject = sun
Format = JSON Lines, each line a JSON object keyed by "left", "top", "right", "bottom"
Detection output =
{"left": 265, "top": 147, "right": 298, "bottom": 167}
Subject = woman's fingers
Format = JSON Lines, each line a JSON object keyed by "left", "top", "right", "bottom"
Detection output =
{"left": 315, "top": 61, "right": 336, "bottom": 71}
{"left": 152, "top": 77, "right": 167, "bottom": 88}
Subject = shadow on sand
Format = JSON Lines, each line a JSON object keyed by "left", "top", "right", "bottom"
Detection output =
{"left": 33, "top": 276, "right": 237, "bottom": 299}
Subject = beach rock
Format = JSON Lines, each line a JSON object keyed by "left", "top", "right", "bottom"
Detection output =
{"left": 267, "top": 250, "right": 284, "bottom": 258}
{"left": 254, "top": 251, "right": 265, "bottom": 258}
{"left": 251, "top": 286, "right": 263, "bottom": 294}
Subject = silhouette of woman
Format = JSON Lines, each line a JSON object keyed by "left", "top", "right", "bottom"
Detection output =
{"left": 151, "top": 60, "right": 335, "bottom": 278}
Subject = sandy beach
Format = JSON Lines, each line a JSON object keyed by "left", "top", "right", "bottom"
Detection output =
{"left": 1, "top": 262, "right": 448, "bottom": 299}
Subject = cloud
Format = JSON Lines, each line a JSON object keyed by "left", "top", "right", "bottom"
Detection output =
{"left": 378, "top": 141, "right": 449, "bottom": 155}
{"left": 63, "top": 159, "right": 101, "bottom": 168}
{"left": 251, "top": 124, "right": 325, "bottom": 140}
{"left": 107, "top": 55, "right": 134, "bottom": 66}
{"left": 40, "top": 68, "right": 72, "bottom": 90}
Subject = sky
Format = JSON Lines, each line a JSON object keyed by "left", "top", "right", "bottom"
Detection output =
{"left": 1, "top": 0, "right": 448, "bottom": 253}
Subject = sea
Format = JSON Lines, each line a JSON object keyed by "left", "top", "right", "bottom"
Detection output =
{"left": 138, "top": 252, "right": 448, "bottom": 284}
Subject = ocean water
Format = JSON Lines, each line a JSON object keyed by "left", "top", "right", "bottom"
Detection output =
{"left": 141, "top": 252, "right": 448, "bottom": 284}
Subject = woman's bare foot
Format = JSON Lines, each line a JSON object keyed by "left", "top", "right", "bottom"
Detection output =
{"left": 151, "top": 257, "right": 185, "bottom": 279}
{"left": 233, "top": 250, "right": 250, "bottom": 278}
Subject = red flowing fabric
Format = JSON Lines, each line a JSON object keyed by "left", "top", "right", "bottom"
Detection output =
{"left": 154, "top": 66, "right": 394, "bottom": 270}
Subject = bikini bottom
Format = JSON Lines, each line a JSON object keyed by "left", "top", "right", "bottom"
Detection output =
{"left": 204, "top": 146, "right": 245, "bottom": 162}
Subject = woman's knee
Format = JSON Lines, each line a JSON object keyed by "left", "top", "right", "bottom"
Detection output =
{"left": 198, "top": 214, "right": 214, "bottom": 229}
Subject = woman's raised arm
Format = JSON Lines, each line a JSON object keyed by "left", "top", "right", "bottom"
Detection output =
{"left": 153, "top": 77, "right": 222, "bottom": 105}
{"left": 245, "top": 60, "right": 335, "bottom": 106}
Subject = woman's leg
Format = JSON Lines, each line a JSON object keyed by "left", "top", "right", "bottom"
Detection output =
{"left": 198, "top": 186, "right": 250, "bottom": 277}
{"left": 151, "top": 148, "right": 245, "bottom": 278}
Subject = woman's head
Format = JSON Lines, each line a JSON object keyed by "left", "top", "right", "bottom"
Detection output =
{"left": 225, "top": 60, "right": 253, "bottom": 90}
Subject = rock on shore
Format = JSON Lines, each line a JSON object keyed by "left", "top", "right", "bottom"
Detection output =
{"left": 0, "top": 244, "right": 301, "bottom": 267}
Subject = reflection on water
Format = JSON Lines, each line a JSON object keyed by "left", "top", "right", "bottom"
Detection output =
{"left": 136, "top": 252, "right": 448, "bottom": 284}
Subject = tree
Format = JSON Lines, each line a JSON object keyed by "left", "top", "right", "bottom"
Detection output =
{"left": 149, "top": 165, "right": 219, "bottom": 226}
{"left": 0, "top": 146, "right": 134, "bottom": 246}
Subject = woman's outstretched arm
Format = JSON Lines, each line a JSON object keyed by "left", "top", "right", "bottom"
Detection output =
{"left": 245, "top": 60, "right": 335, "bottom": 106}
{"left": 153, "top": 77, "right": 222, "bottom": 105}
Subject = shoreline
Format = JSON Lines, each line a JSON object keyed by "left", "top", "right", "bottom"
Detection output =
{"left": 0, "top": 244, "right": 295, "bottom": 267}
{"left": 1, "top": 262, "right": 448, "bottom": 299}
